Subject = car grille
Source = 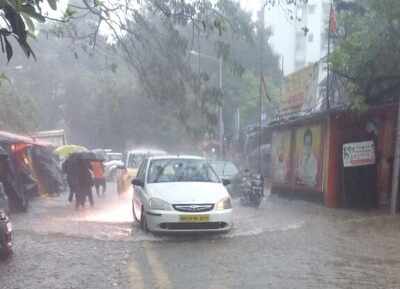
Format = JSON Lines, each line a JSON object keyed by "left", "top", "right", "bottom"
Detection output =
{"left": 173, "top": 204, "right": 214, "bottom": 212}
{"left": 160, "top": 222, "right": 228, "bottom": 230}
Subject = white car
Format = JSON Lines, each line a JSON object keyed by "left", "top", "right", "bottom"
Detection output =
{"left": 131, "top": 155, "right": 233, "bottom": 233}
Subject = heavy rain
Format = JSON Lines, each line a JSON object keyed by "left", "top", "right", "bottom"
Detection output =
{"left": 1, "top": 0, "right": 400, "bottom": 289}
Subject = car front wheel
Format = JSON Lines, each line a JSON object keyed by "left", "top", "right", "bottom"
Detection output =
{"left": 140, "top": 207, "right": 148, "bottom": 232}
{"left": 132, "top": 201, "right": 139, "bottom": 223}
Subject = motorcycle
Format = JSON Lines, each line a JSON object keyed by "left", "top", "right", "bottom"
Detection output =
{"left": 0, "top": 210, "right": 12, "bottom": 256}
{"left": 0, "top": 183, "right": 12, "bottom": 257}
{"left": 240, "top": 171, "right": 264, "bottom": 207}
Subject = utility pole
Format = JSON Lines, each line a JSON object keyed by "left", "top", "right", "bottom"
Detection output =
{"left": 258, "top": 5, "right": 265, "bottom": 174}
{"left": 218, "top": 57, "right": 224, "bottom": 160}
{"left": 391, "top": 101, "right": 400, "bottom": 214}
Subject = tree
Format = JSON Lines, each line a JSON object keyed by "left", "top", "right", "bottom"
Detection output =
{"left": 0, "top": 81, "right": 38, "bottom": 132}
{"left": 0, "top": 0, "right": 309, "bottom": 62}
{"left": 331, "top": 0, "right": 400, "bottom": 107}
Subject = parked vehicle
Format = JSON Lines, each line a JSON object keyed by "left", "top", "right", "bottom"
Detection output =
{"left": 0, "top": 183, "right": 12, "bottom": 256}
{"left": 131, "top": 155, "right": 233, "bottom": 233}
{"left": 116, "top": 148, "right": 166, "bottom": 194}
{"left": 106, "top": 152, "right": 123, "bottom": 162}
{"left": 239, "top": 170, "right": 264, "bottom": 207}
{"left": 0, "top": 183, "right": 8, "bottom": 213}
{"left": 104, "top": 160, "right": 124, "bottom": 181}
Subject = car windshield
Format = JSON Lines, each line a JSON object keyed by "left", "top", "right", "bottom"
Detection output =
{"left": 147, "top": 159, "right": 220, "bottom": 183}
{"left": 209, "top": 161, "right": 239, "bottom": 177}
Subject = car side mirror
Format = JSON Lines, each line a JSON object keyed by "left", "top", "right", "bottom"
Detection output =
{"left": 132, "top": 178, "right": 144, "bottom": 187}
{"left": 222, "top": 179, "right": 231, "bottom": 186}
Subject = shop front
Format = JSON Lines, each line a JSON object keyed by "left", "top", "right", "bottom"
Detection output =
{"left": 325, "top": 105, "right": 397, "bottom": 209}
{"left": 269, "top": 60, "right": 398, "bottom": 209}
{"left": 271, "top": 105, "right": 397, "bottom": 209}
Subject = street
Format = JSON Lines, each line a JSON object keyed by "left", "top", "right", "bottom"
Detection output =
{"left": 1, "top": 187, "right": 400, "bottom": 289}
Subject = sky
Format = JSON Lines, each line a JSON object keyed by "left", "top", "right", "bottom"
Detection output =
{"left": 239, "top": 0, "right": 264, "bottom": 16}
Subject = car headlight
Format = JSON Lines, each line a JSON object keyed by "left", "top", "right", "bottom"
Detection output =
{"left": 149, "top": 198, "right": 172, "bottom": 211}
{"left": 216, "top": 197, "right": 232, "bottom": 210}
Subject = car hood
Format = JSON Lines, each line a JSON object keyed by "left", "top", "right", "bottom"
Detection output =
{"left": 146, "top": 182, "right": 229, "bottom": 204}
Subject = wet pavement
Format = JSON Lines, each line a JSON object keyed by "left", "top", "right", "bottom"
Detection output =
{"left": 1, "top": 185, "right": 400, "bottom": 289}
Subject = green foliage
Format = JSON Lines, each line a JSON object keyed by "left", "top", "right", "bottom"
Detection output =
{"left": 0, "top": 82, "right": 38, "bottom": 132}
{"left": 331, "top": 0, "right": 400, "bottom": 106}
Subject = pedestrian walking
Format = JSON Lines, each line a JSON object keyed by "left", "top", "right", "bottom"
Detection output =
{"left": 75, "top": 159, "right": 94, "bottom": 209}
{"left": 91, "top": 160, "right": 106, "bottom": 197}
{"left": 62, "top": 156, "right": 78, "bottom": 203}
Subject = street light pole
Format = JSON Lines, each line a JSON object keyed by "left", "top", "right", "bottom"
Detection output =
{"left": 258, "top": 5, "right": 266, "bottom": 175}
{"left": 190, "top": 50, "right": 224, "bottom": 159}
{"left": 218, "top": 56, "right": 224, "bottom": 159}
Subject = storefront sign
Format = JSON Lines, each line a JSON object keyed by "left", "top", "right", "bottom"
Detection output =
{"left": 342, "top": 141, "right": 376, "bottom": 168}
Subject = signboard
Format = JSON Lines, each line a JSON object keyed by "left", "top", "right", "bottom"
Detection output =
{"left": 277, "top": 61, "right": 327, "bottom": 119}
{"left": 271, "top": 130, "right": 292, "bottom": 184}
{"left": 343, "top": 141, "right": 376, "bottom": 168}
{"left": 294, "top": 125, "right": 322, "bottom": 189}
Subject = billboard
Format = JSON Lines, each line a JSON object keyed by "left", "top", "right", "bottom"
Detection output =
{"left": 278, "top": 62, "right": 325, "bottom": 119}
{"left": 271, "top": 130, "right": 292, "bottom": 184}
{"left": 294, "top": 125, "right": 322, "bottom": 190}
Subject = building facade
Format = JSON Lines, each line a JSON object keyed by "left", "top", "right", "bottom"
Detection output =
{"left": 266, "top": 0, "right": 331, "bottom": 75}
{"left": 269, "top": 60, "right": 398, "bottom": 210}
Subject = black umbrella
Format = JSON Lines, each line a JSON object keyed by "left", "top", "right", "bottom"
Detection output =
{"left": 72, "top": 151, "right": 102, "bottom": 161}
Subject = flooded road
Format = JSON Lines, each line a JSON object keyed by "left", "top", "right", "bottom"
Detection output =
{"left": 2, "top": 185, "right": 400, "bottom": 289}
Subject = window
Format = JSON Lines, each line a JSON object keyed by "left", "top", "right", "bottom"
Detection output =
{"left": 136, "top": 159, "right": 148, "bottom": 180}
{"left": 128, "top": 154, "right": 146, "bottom": 169}
{"left": 147, "top": 159, "right": 219, "bottom": 183}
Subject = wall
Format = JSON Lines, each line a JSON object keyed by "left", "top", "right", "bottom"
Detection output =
{"left": 271, "top": 118, "right": 327, "bottom": 197}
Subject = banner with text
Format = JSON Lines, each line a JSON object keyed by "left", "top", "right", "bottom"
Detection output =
{"left": 342, "top": 141, "right": 376, "bottom": 168}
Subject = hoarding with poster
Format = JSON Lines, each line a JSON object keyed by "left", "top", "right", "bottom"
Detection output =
{"left": 271, "top": 130, "right": 292, "bottom": 184}
{"left": 277, "top": 62, "right": 327, "bottom": 120}
{"left": 294, "top": 125, "right": 322, "bottom": 190}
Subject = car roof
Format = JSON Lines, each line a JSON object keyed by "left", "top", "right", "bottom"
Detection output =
{"left": 209, "top": 160, "right": 235, "bottom": 164}
{"left": 127, "top": 149, "right": 167, "bottom": 154}
{"left": 148, "top": 155, "right": 205, "bottom": 161}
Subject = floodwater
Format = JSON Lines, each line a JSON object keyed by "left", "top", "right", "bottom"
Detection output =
{"left": 4, "top": 183, "right": 400, "bottom": 289}
{"left": 11, "top": 185, "right": 307, "bottom": 241}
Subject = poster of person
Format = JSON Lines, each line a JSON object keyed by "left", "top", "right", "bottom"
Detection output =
{"left": 271, "top": 130, "right": 292, "bottom": 184}
{"left": 294, "top": 125, "right": 322, "bottom": 189}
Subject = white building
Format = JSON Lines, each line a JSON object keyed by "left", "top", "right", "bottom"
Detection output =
{"left": 265, "top": 0, "right": 331, "bottom": 75}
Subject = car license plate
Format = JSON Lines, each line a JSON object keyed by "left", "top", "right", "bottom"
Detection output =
{"left": 180, "top": 215, "right": 209, "bottom": 222}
